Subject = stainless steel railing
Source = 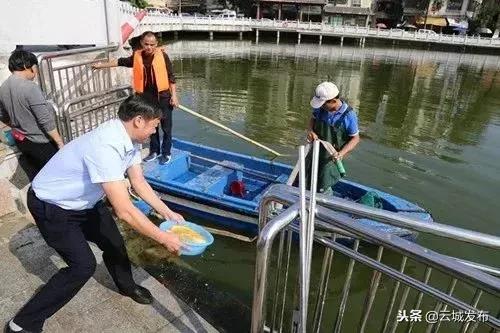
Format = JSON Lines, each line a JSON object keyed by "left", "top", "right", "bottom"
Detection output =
{"left": 251, "top": 143, "right": 500, "bottom": 333}
{"left": 37, "top": 44, "right": 119, "bottom": 107}
{"left": 35, "top": 45, "right": 133, "bottom": 143}
{"left": 53, "top": 86, "right": 132, "bottom": 142}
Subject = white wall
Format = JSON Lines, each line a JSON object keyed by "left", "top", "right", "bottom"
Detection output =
{"left": 0, "top": 0, "right": 138, "bottom": 54}
{"left": 361, "top": 0, "right": 373, "bottom": 8}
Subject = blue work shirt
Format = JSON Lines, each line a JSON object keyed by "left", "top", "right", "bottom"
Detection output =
{"left": 32, "top": 119, "right": 142, "bottom": 210}
{"left": 312, "top": 101, "right": 359, "bottom": 136}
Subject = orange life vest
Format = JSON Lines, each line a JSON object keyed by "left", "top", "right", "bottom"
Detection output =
{"left": 132, "top": 49, "right": 170, "bottom": 93}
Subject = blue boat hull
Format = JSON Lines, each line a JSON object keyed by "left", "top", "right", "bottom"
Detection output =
{"left": 141, "top": 138, "right": 433, "bottom": 238}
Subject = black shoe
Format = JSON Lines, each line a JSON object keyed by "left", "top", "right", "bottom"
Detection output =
{"left": 158, "top": 154, "right": 171, "bottom": 165}
{"left": 143, "top": 153, "right": 158, "bottom": 163}
{"left": 119, "top": 285, "right": 153, "bottom": 304}
{"left": 4, "top": 321, "right": 36, "bottom": 333}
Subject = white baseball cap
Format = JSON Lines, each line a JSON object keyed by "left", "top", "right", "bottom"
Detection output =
{"left": 310, "top": 82, "right": 340, "bottom": 109}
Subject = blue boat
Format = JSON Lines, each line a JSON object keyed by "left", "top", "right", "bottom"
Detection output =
{"left": 141, "top": 138, "right": 433, "bottom": 239}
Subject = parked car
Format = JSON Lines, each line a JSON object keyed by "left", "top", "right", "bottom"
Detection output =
{"left": 217, "top": 10, "right": 237, "bottom": 19}
{"left": 473, "top": 27, "right": 493, "bottom": 38}
{"left": 390, "top": 28, "right": 405, "bottom": 34}
{"left": 399, "top": 23, "right": 418, "bottom": 31}
{"left": 417, "top": 29, "right": 437, "bottom": 35}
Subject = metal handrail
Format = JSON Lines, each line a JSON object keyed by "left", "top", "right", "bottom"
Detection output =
{"left": 37, "top": 44, "right": 118, "bottom": 102}
{"left": 252, "top": 144, "right": 500, "bottom": 333}
{"left": 446, "top": 255, "right": 500, "bottom": 277}
{"left": 313, "top": 206, "right": 500, "bottom": 295}
{"left": 251, "top": 204, "right": 300, "bottom": 333}
{"left": 304, "top": 227, "right": 500, "bottom": 329}
{"left": 138, "top": 16, "right": 500, "bottom": 48}
{"left": 262, "top": 184, "right": 500, "bottom": 249}
{"left": 53, "top": 58, "right": 100, "bottom": 71}
{"left": 60, "top": 86, "right": 132, "bottom": 142}
{"left": 61, "top": 85, "right": 132, "bottom": 114}
{"left": 252, "top": 187, "right": 500, "bottom": 332}
{"left": 37, "top": 44, "right": 119, "bottom": 62}
{"left": 46, "top": 99, "right": 67, "bottom": 142}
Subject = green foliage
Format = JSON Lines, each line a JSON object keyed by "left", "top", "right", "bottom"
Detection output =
{"left": 430, "top": 0, "right": 443, "bottom": 11}
{"left": 128, "top": 0, "right": 150, "bottom": 9}
{"left": 230, "top": 0, "right": 256, "bottom": 15}
{"left": 412, "top": 0, "right": 430, "bottom": 11}
{"left": 474, "top": 0, "right": 500, "bottom": 30}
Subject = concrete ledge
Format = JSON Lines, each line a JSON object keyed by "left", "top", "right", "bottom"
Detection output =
{"left": 0, "top": 216, "right": 218, "bottom": 332}
{"left": 0, "top": 131, "right": 220, "bottom": 332}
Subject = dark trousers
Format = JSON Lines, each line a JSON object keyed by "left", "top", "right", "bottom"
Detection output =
{"left": 149, "top": 96, "right": 173, "bottom": 156}
{"left": 14, "top": 189, "right": 135, "bottom": 332}
{"left": 16, "top": 139, "right": 57, "bottom": 174}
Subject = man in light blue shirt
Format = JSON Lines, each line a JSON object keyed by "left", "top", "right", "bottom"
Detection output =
{"left": 7, "top": 95, "right": 184, "bottom": 333}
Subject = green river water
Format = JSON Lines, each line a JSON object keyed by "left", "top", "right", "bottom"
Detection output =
{"left": 121, "top": 40, "right": 500, "bottom": 333}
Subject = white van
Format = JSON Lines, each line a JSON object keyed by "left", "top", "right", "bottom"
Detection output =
{"left": 217, "top": 10, "right": 237, "bottom": 19}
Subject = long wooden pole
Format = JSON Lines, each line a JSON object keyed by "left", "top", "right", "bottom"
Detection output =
{"left": 177, "top": 104, "right": 283, "bottom": 157}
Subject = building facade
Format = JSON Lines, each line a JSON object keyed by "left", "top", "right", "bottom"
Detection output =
{"left": 148, "top": 0, "right": 168, "bottom": 7}
{"left": 164, "top": 0, "right": 211, "bottom": 12}
{"left": 323, "top": 0, "right": 373, "bottom": 26}
{"left": 256, "top": 0, "right": 327, "bottom": 21}
{"left": 257, "top": 0, "right": 373, "bottom": 25}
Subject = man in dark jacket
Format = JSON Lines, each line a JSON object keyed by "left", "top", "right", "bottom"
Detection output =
{"left": 93, "top": 31, "right": 178, "bottom": 165}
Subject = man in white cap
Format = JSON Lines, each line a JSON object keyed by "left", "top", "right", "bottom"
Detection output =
{"left": 306, "top": 81, "right": 360, "bottom": 193}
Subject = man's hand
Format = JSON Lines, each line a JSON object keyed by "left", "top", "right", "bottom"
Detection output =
{"left": 307, "top": 130, "right": 318, "bottom": 142}
{"left": 170, "top": 95, "right": 179, "bottom": 108}
{"left": 163, "top": 210, "right": 185, "bottom": 223}
{"left": 102, "top": 180, "right": 182, "bottom": 254}
{"left": 158, "top": 231, "right": 182, "bottom": 254}
{"left": 47, "top": 129, "right": 64, "bottom": 151}
{"left": 332, "top": 150, "right": 344, "bottom": 161}
{"left": 91, "top": 63, "right": 101, "bottom": 70}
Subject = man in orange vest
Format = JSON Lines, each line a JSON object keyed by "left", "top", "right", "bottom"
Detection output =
{"left": 93, "top": 31, "right": 178, "bottom": 164}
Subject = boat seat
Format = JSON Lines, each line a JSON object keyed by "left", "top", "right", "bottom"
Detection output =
{"left": 142, "top": 149, "right": 190, "bottom": 182}
{"left": 275, "top": 173, "right": 290, "bottom": 184}
{"left": 185, "top": 162, "right": 242, "bottom": 194}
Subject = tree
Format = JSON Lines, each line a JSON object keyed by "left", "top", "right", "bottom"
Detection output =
{"left": 231, "top": 0, "right": 257, "bottom": 15}
{"left": 470, "top": 0, "right": 500, "bottom": 34}
{"left": 413, "top": 0, "right": 429, "bottom": 10}
{"left": 126, "top": 0, "right": 150, "bottom": 9}
{"left": 429, "top": 0, "right": 443, "bottom": 12}
{"left": 476, "top": 0, "right": 500, "bottom": 28}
